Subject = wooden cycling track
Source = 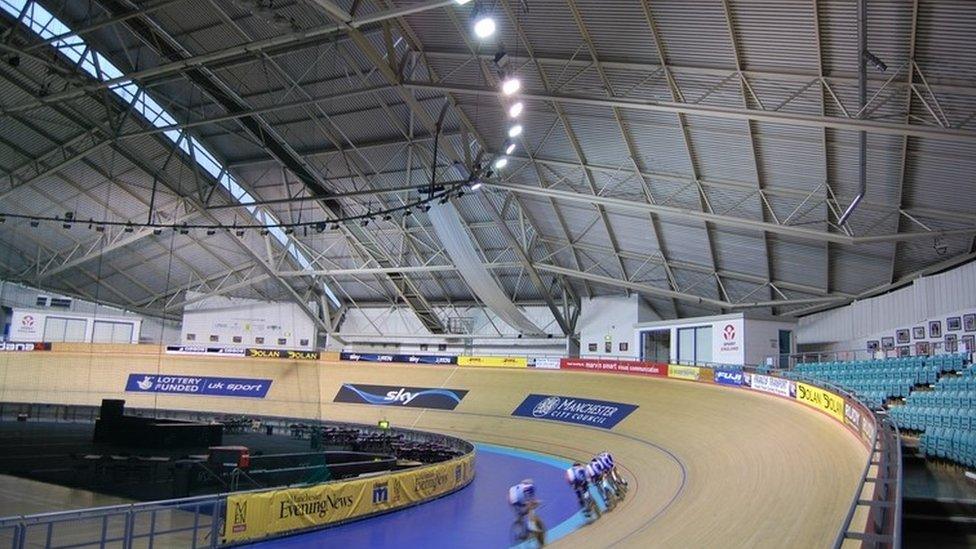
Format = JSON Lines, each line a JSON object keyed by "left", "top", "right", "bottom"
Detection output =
{"left": 0, "top": 349, "right": 869, "bottom": 548}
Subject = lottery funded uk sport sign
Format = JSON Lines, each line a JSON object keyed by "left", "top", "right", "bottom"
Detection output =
{"left": 125, "top": 374, "right": 272, "bottom": 398}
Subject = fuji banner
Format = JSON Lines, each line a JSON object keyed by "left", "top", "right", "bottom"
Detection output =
{"left": 511, "top": 394, "right": 638, "bottom": 430}
{"left": 334, "top": 383, "right": 468, "bottom": 410}
{"left": 714, "top": 368, "right": 744, "bottom": 386}
{"left": 125, "top": 374, "right": 272, "bottom": 398}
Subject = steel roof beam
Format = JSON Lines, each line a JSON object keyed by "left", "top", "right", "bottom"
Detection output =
{"left": 404, "top": 81, "right": 976, "bottom": 143}
{"left": 489, "top": 181, "right": 976, "bottom": 246}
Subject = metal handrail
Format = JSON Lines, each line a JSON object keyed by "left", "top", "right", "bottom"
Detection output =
{"left": 785, "top": 371, "right": 902, "bottom": 549}
{"left": 0, "top": 414, "right": 475, "bottom": 549}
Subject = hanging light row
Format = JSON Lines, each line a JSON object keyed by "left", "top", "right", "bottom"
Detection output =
{"left": 455, "top": 0, "right": 523, "bottom": 175}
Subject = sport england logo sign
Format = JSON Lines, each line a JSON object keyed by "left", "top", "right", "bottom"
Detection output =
{"left": 334, "top": 383, "right": 468, "bottom": 410}
{"left": 512, "top": 394, "right": 638, "bottom": 430}
{"left": 125, "top": 374, "right": 272, "bottom": 398}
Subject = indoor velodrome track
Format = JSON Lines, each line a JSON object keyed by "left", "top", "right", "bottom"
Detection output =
{"left": 0, "top": 346, "right": 870, "bottom": 548}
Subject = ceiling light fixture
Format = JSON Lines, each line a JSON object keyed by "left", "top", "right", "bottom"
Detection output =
{"left": 507, "top": 124, "right": 523, "bottom": 138}
{"left": 473, "top": 14, "right": 496, "bottom": 38}
{"left": 501, "top": 76, "right": 520, "bottom": 95}
{"left": 505, "top": 141, "right": 516, "bottom": 155}
{"left": 494, "top": 157, "right": 509, "bottom": 169}
{"left": 508, "top": 101, "right": 523, "bottom": 118}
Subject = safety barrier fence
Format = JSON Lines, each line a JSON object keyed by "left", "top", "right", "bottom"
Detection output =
{"left": 0, "top": 413, "right": 474, "bottom": 548}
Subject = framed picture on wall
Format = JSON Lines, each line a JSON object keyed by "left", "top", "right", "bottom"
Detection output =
{"left": 896, "top": 329, "right": 910, "bottom": 344}
{"left": 945, "top": 333, "right": 959, "bottom": 353}
{"left": 898, "top": 345, "right": 910, "bottom": 357}
{"left": 964, "top": 314, "right": 976, "bottom": 332}
{"left": 588, "top": 343, "right": 598, "bottom": 352}
{"left": 947, "top": 317, "right": 962, "bottom": 331}
{"left": 881, "top": 337, "right": 895, "bottom": 351}
{"left": 929, "top": 320, "right": 942, "bottom": 339}
{"left": 916, "top": 341, "right": 930, "bottom": 356}
{"left": 962, "top": 335, "right": 975, "bottom": 353}
{"left": 866, "top": 340, "right": 880, "bottom": 352}
{"left": 912, "top": 326, "right": 926, "bottom": 340}
{"left": 618, "top": 342, "right": 629, "bottom": 352}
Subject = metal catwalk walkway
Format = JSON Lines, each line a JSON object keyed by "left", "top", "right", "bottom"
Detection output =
{"left": 250, "top": 444, "right": 588, "bottom": 548}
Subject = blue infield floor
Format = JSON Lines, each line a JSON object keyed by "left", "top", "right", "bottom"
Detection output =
{"left": 249, "top": 443, "right": 591, "bottom": 548}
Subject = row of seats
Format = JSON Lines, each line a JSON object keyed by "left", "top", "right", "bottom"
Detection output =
{"left": 937, "top": 376, "right": 976, "bottom": 390}
{"left": 907, "top": 389, "right": 976, "bottom": 407}
{"left": 889, "top": 406, "right": 976, "bottom": 431}
{"left": 920, "top": 427, "right": 976, "bottom": 468}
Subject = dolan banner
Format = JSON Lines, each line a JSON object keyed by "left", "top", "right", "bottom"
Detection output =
{"left": 224, "top": 453, "right": 475, "bottom": 543}
{"left": 457, "top": 356, "right": 527, "bottom": 368}
{"left": 246, "top": 348, "right": 320, "bottom": 361}
{"left": 795, "top": 382, "right": 844, "bottom": 422}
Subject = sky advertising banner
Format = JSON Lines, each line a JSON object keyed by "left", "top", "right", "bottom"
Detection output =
{"left": 339, "top": 352, "right": 456, "bottom": 365}
{"left": 334, "top": 383, "right": 468, "bottom": 410}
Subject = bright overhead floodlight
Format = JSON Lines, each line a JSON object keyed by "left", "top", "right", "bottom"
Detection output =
{"left": 494, "top": 157, "right": 509, "bottom": 169}
{"left": 507, "top": 124, "right": 523, "bottom": 138}
{"left": 508, "top": 101, "right": 523, "bottom": 118}
{"left": 471, "top": 180, "right": 483, "bottom": 191}
{"left": 505, "top": 141, "right": 517, "bottom": 155}
{"left": 473, "top": 14, "right": 496, "bottom": 38}
{"left": 455, "top": 0, "right": 472, "bottom": 4}
{"left": 501, "top": 76, "right": 520, "bottom": 95}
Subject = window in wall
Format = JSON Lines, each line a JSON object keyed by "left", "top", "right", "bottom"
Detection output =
{"left": 641, "top": 330, "right": 669, "bottom": 363}
{"left": 300, "top": 339, "right": 309, "bottom": 346}
{"left": 588, "top": 343, "right": 598, "bottom": 352}
{"left": 232, "top": 336, "right": 242, "bottom": 344}
{"left": 92, "top": 320, "right": 133, "bottom": 343}
{"left": 186, "top": 333, "right": 196, "bottom": 341}
{"left": 619, "top": 342, "right": 628, "bottom": 352}
{"left": 438, "top": 344, "right": 447, "bottom": 351}
{"left": 677, "top": 326, "right": 712, "bottom": 365}
{"left": 43, "top": 317, "right": 87, "bottom": 342}
{"left": 277, "top": 338, "right": 287, "bottom": 346}
{"left": 209, "top": 335, "right": 218, "bottom": 342}
{"left": 420, "top": 344, "right": 429, "bottom": 351}
{"left": 255, "top": 337, "right": 265, "bottom": 345}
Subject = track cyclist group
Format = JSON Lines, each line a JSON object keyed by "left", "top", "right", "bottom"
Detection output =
{"left": 508, "top": 451, "right": 627, "bottom": 546}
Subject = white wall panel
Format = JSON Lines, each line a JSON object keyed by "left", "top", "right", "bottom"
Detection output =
{"left": 798, "top": 261, "right": 976, "bottom": 345}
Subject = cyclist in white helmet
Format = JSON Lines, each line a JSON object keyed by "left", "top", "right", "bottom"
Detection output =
{"left": 508, "top": 478, "right": 545, "bottom": 546}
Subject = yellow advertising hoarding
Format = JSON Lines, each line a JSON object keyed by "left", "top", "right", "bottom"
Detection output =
{"left": 457, "top": 356, "right": 528, "bottom": 368}
{"left": 225, "top": 453, "right": 475, "bottom": 543}
{"left": 795, "top": 382, "right": 844, "bottom": 422}
{"left": 667, "top": 365, "right": 700, "bottom": 381}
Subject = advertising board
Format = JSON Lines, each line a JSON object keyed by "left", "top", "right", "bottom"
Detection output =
{"left": 457, "top": 356, "right": 527, "bottom": 368}
{"left": 125, "top": 374, "right": 272, "bottom": 398}
{"left": 333, "top": 384, "right": 468, "bottom": 410}
{"left": 165, "top": 345, "right": 246, "bottom": 357}
{"left": 559, "top": 358, "right": 666, "bottom": 377}
{"left": 339, "top": 352, "right": 456, "bottom": 365}
{"left": 246, "top": 348, "right": 319, "bottom": 360}
{"left": 747, "top": 373, "right": 796, "bottom": 398}
{"left": 0, "top": 341, "right": 51, "bottom": 352}
{"left": 224, "top": 453, "right": 474, "bottom": 543}
{"left": 668, "top": 365, "right": 700, "bottom": 381}
{"left": 531, "top": 357, "right": 561, "bottom": 369}
{"left": 714, "top": 369, "right": 743, "bottom": 386}
{"left": 511, "top": 394, "right": 638, "bottom": 430}
{"left": 796, "top": 382, "right": 844, "bottom": 422}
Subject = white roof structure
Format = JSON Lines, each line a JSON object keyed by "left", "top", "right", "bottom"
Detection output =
{"left": 0, "top": 0, "right": 973, "bottom": 336}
